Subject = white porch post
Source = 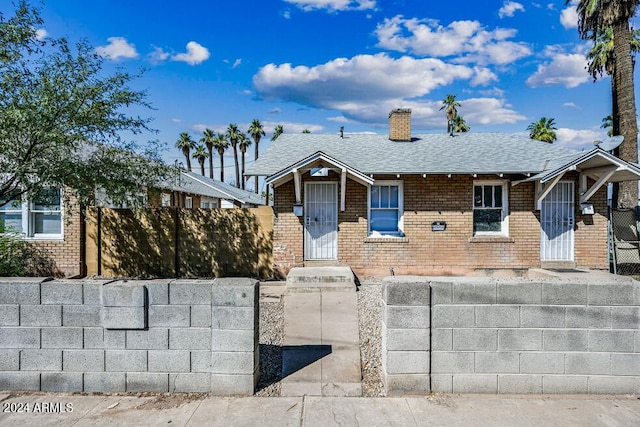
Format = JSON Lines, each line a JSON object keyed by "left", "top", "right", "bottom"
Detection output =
{"left": 340, "top": 168, "right": 347, "bottom": 212}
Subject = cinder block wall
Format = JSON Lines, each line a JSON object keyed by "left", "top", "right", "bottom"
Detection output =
{"left": 0, "top": 278, "right": 259, "bottom": 395}
{"left": 382, "top": 276, "right": 640, "bottom": 395}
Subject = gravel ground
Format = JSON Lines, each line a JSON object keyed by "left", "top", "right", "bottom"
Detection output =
{"left": 255, "top": 298, "right": 284, "bottom": 396}
{"left": 254, "top": 282, "right": 384, "bottom": 397}
{"left": 357, "top": 282, "right": 385, "bottom": 397}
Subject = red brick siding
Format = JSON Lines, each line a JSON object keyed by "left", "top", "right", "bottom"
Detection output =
{"left": 272, "top": 173, "right": 609, "bottom": 278}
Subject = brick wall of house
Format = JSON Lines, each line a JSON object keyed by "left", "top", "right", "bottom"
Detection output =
{"left": 30, "top": 205, "right": 84, "bottom": 277}
{"left": 272, "top": 173, "right": 609, "bottom": 278}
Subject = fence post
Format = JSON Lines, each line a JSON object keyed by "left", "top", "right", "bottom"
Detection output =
{"left": 174, "top": 207, "right": 180, "bottom": 278}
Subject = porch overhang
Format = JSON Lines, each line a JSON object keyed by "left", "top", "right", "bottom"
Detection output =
{"left": 513, "top": 148, "right": 640, "bottom": 208}
{"left": 265, "top": 151, "right": 374, "bottom": 211}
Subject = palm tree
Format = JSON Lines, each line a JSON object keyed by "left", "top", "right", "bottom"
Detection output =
{"left": 573, "top": 0, "right": 639, "bottom": 207}
{"left": 587, "top": 27, "right": 640, "bottom": 138}
{"left": 440, "top": 94, "right": 461, "bottom": 135}
{"left": 192, "top": 144, "right": 208, "bottom": 176}
{"left": 200, "top": 128, "right": 216, "bottom": 180}
{"left": 527, "top": 117, "right": 557, "bottom": 143}
{"left": 226, "top": 124, "right": 241, "bottom": 188}
{"left": 212, "top": 133, "right": 229, "bottom": 182}
{"left": 238, "top": 133, "right": 252, "bottom": 190}
{"left": 175, "top": 132, "right": 195, "bottom": 171}
{"left": 452, "top": 116, "right": 470, "bottom": 133}
{"left": 247, "top": 119, "right": 265, "bottom": 194}
{"left": 601, "top": 114, "right": 613, "bottom": 137}
{"left": 271, "top": 124, "right": 283, "bottom": 142}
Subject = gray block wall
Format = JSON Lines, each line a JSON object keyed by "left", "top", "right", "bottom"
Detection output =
{"left": 0, "top": 277, "right": 259, "bottom": 395}
{"left": 382, "top": 276, "right": 640, "bottom": 395}
{"left": 382, "top": 276, "right": 431, "bottom": 396}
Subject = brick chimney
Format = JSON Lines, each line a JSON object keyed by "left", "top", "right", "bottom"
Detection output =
{"left": 388, "top": 108, "right": 412, "bottom": 141}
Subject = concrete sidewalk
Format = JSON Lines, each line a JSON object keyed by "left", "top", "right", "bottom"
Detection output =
{"left": 281, "top": 290, "right": 361, "bottom": 397}
{"left": 1, "top": 393, "right": 639, "bottom": 426}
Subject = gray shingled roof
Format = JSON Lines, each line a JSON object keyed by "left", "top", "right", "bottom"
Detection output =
{"left": 166, "top": 172, "right": 263, "bottom": 205}
{"left": 246, "top": 132, "right": 583, "bottom": 177}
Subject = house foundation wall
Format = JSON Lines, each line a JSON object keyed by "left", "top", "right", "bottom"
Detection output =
{"left": 272, "top": 174, "right": 609, "bottom": 278}
{"left": 382, "top": 276, "right": 640, "bottom": 395}
{"left": 0, "top": 278, "right": 259, "bottom": 395}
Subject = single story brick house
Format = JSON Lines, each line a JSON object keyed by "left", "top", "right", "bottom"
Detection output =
{"left": 246, "top": 109, "right": 640, "bottom": 278}
{"left": 0, "top": 171, "right": 263, "bottom": 277}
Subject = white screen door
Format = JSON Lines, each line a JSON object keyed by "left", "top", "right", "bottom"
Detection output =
{"left": 304, "top": 182, "right": 338, "bottom": 260}
{"left": 541, "top": 181, "right": 575, "bottom": 261}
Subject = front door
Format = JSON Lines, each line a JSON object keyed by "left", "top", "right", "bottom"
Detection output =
{"left": 541, "top": 181, "right": 575, "bottom": 262}
{"left": 304, "top": 182, "right": 338, "bottom": 260}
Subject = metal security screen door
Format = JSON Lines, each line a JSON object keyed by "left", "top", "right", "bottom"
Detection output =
{"left": 541, "top": 181, "right": 575, "bottom": 261}
{"left": 304, "top": 182, "right": 338, "bottom": 260}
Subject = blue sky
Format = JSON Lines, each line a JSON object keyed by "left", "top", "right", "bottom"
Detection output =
{"left": 4, "top": 0, "right": 636, "bottom": 190}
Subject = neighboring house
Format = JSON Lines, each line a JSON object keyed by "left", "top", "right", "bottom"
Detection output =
{"left": 155, "top": 171, "right": 264, "bottom": 209}
{"left": 246, "top": 108, "right": 640, "bottom": 278}
{"left": 0, "top": 171, "right": 263, "bottom": 277}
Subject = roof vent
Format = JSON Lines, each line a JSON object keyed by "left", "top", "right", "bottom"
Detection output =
{"left": 389, "top": 108, "right": 412, "bottom": 142}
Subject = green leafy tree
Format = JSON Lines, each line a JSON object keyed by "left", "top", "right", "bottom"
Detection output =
{"left": 247, "top": 119, "right": 265, "bottom": 193}
{"left": 176, "top": 132, "right": 195, "bottom": 172}
{"left": 192, "top": 144, "right": 209, "bottom": 176}
{"left": 0, "top": 1, "right": 173, "bottom": 208}
{"left": 302, "top": 129, "right": 311, "bottom": 134}
{"left": 527, "top": 117, "right": 557, "bottom": 143}
{"left": 226, "top": 124, "right": 241, "bottom": 188}
{"left": 440, "top": 94, "right": 461, "bottom": 134}
{"left": 212, "top": 133, "right": 229, "bottom": 182}
{"left": 452, "top": 116, "right": 470, "bottom": 133}
{"left": 572, "top": 0, "right": 639, "bottom": 207}
{"left": 271, "top": 124, "right": 284, "bottom": 142}
{"left": 200, "top": 128, "right": 216, "bottom": 179}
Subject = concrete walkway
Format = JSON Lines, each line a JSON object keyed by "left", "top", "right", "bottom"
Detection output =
{"left": 281, "top": 267, "right": 361, "bottom": 397}
{"left": 1, "top": 393, "right": 639, "bottom": 426}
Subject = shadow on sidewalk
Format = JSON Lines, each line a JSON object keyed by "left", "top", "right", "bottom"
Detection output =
{"left": 282, "top": 344, "right": 332, "bottom": 378}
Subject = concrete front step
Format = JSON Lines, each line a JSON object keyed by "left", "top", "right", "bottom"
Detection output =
{"left": 286, "top": 282, "right": 354, "bottom": 293}
{"left": 286, "top": 266, "right": 355, "bottom": 284}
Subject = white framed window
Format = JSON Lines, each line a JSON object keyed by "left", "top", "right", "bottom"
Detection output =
{"left": 0, "top": 188, "right": 63, "bottom": 239}
{"left": 368, "top": 180, "right": 404, "bottom": 237}
{"left": 200, "top": 197, "right": 217, "bottom": 209}
{"left": 473, "top": 181, "right": 508, "bottom": 235}
{"left": 161, "top": 193, "right": 171, "bottom": 207}
{"left": 185, "top": 196, "right": 193, "bottom": 209}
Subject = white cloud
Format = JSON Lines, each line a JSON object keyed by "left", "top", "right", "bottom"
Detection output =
{"left": 526, "top": 46, "right": 589, "bottom": 88}
{"left": 284, "top": 0, "right": 376, "bottom": 12}
{"left": 563, "top": 102, "right": 578, "bottom": 108}
{"left": 253, "top": 53, "right": 523, "bottom": 129}
{"left": 95, "top": 37, "right": 138, "bottom": 60}
{"left": 148, "top": 46, "right": 170, "bottom": 63}
{"left": 460, "top": 97, "right": 526, "bottom": 125}
{"left": 556, "top": 127, "right": 606, "bottom": 150}
{"left": 171, "top": 118, "right": 182, "bottom": 123}
{"left": 232, "top": 58, "right": 242, "bottom": 68}
{"left": 499, "top": 2, "right": 525, "bottom": 18}
{"left": 172, "top": 41, "right": 210, "bottom": 65}
{"left": 471, "top": 66, "right": 498, "bottom": 86}
{"left": 35, "top": 28, "right": 48, "bottom": 40}
{"left": 254, "top": 53, "right": 477, "bottom": 110}
{"left": 560, "top": 1, "right": 578, "bottom": 29}
{"left": 374, "top": 16, "right": 531, "bottom": 65}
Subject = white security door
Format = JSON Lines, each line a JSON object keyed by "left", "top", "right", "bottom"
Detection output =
{"left": 304, "top": 182, "right": 338, "bottom": 260}
{"left": 541, "top": 181, "right": 575, "bottom": 261}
